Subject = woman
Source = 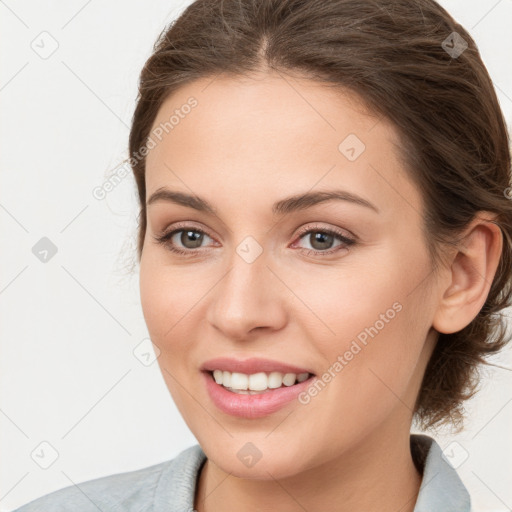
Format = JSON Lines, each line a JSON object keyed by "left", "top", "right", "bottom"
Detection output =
{"left": 14, "top": 0, "right": 512, "bottom": 510}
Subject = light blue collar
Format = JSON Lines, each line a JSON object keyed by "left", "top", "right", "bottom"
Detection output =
{"left": 411, "top": 433, "right": 471, "bottom": 511}
{"left": 158, "top": 434, "right": 471, "bottom": 511}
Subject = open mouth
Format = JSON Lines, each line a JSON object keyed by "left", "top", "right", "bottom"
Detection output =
{"left": 202, "top": 366, "right": 317, "bottom": 418}
{"left": 207, "top": 369, "right": 315, "bottom": 394}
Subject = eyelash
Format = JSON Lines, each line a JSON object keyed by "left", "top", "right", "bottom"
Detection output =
{"left": 153, "top": 222, "right": 356, "bottom": 257}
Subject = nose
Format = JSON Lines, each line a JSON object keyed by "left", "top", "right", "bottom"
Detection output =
{"left": 206, "top": 250, "right": 288, "bottom": 341}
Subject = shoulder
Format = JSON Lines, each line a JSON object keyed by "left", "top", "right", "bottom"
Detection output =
{"left": 13, "top": 444, "right": 206, "bottom": 512}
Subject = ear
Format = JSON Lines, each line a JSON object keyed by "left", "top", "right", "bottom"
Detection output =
{"left": 432, "top": 212, "right": 503, "bottom": 335}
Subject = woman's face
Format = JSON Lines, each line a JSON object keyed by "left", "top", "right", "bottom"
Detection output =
{"left": 140, "top": 71, "right": 441, "bottom": 478}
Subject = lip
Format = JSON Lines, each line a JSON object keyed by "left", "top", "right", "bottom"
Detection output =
{"left": 202, "top": 370, "right": 316, "bottom": 419}
{"left": 200, "top": 357, "right": 315, "bottom": 375}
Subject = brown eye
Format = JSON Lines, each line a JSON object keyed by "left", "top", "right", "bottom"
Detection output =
{"left": 153, "top": 226, "right": 215, "bottom": 255}
{"left": 305, "top": 231, "right": 337, "bottom": 251}
{"left": 294, "top": 226, "right": 356, "bottom": 255}
{"left": 175, "top": 230, "right": 205, "bottom": 249}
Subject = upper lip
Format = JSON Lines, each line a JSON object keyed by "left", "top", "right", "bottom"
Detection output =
{"left": 201, "top": 357, "right": 315, "bottom": 375}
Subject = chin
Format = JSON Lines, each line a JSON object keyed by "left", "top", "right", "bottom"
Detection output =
{"left": 201, "top": 437, "right": 311, "bottom": 480}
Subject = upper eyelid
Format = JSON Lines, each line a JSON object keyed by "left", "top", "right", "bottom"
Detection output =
{"left": 296, "top": 222, "right": 355, "bottom": 238}
{"left": 163, "top": 221, "right": 214, "bottom": 238}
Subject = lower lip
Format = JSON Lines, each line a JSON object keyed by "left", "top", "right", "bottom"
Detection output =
{"left": 202, "top": 371, "right": 315, "bottom": 419}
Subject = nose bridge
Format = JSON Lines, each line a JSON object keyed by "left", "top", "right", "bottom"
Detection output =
{"left": 207, "top": 239, "right": 287, "bottom": 338}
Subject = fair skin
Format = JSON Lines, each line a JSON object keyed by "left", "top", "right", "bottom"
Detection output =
{"left": 139, "top": 70, "right": 502, "bottom": 512}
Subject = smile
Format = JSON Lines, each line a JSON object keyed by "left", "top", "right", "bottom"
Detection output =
{"left": 202, "top": 370, "right": 316, "bottom": 418}
{"left": 211, "top": 369, "right": 311, "bottom": 393}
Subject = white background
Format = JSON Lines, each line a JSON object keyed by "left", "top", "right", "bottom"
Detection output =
{"left": 1, "top": 1, "right": 511, "bottom": 511}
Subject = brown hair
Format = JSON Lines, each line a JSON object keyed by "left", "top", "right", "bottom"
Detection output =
{"left": 128, "top": 0, "right": 512, "bottom": 430}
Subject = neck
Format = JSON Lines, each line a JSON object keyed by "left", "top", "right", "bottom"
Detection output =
{"left": 194, "top": 421, "right": 422, "bottom": 512}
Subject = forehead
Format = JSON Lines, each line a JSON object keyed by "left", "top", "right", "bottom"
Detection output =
{"left": 144, "top": 71, "right": 423, "bottom": 220}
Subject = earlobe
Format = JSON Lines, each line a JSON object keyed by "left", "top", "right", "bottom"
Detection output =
{"left": 432, "top": 213, "right": 503, "bottom": 335}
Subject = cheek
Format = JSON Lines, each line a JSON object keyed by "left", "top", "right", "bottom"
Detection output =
{"left": 284, "top": 261, "right": 404, "bottom": 351}
{"left": 294, "top": 250, "right": 431, "bottom": 398}
{"left": 139, "top": 260, "right": 169, "bottom": 340}
{"left": 139, "top": 257, "right": 201, "bottom": 409}
{"left": 139, "top": 252, "right": 203, "bottom": 342}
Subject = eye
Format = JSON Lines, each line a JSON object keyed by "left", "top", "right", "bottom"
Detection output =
{"left": 153, "top": 222, "right": 356, "bottom": 257}
{"left": 292, "top": 223, "right": 356, "bottom": 256}
{"left": 153, "top": 223, "right": 216, "bottom": 256}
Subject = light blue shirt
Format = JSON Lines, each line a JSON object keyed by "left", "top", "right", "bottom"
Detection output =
{"left": 13, "top": 434, "right": 471, "bottom": 511}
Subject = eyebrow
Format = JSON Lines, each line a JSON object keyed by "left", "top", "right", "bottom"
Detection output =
{"left": 146, "top": 187, "right": 380, "bottom": 215}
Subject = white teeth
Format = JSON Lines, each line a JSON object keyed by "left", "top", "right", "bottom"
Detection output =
{"left": 268, "top": 371, "right": 283, "bottom": 389}
{"left": 230, "top": 372, "right": 248, "bottom": 390}
{"left": 282, "top": 373, "right": 296, "bottom": 386}
{"left": 210, "top": 370, "right": 312, "bottom": 391}
{"left": 248, "top": 372, "right": 268, "bottom": 391}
